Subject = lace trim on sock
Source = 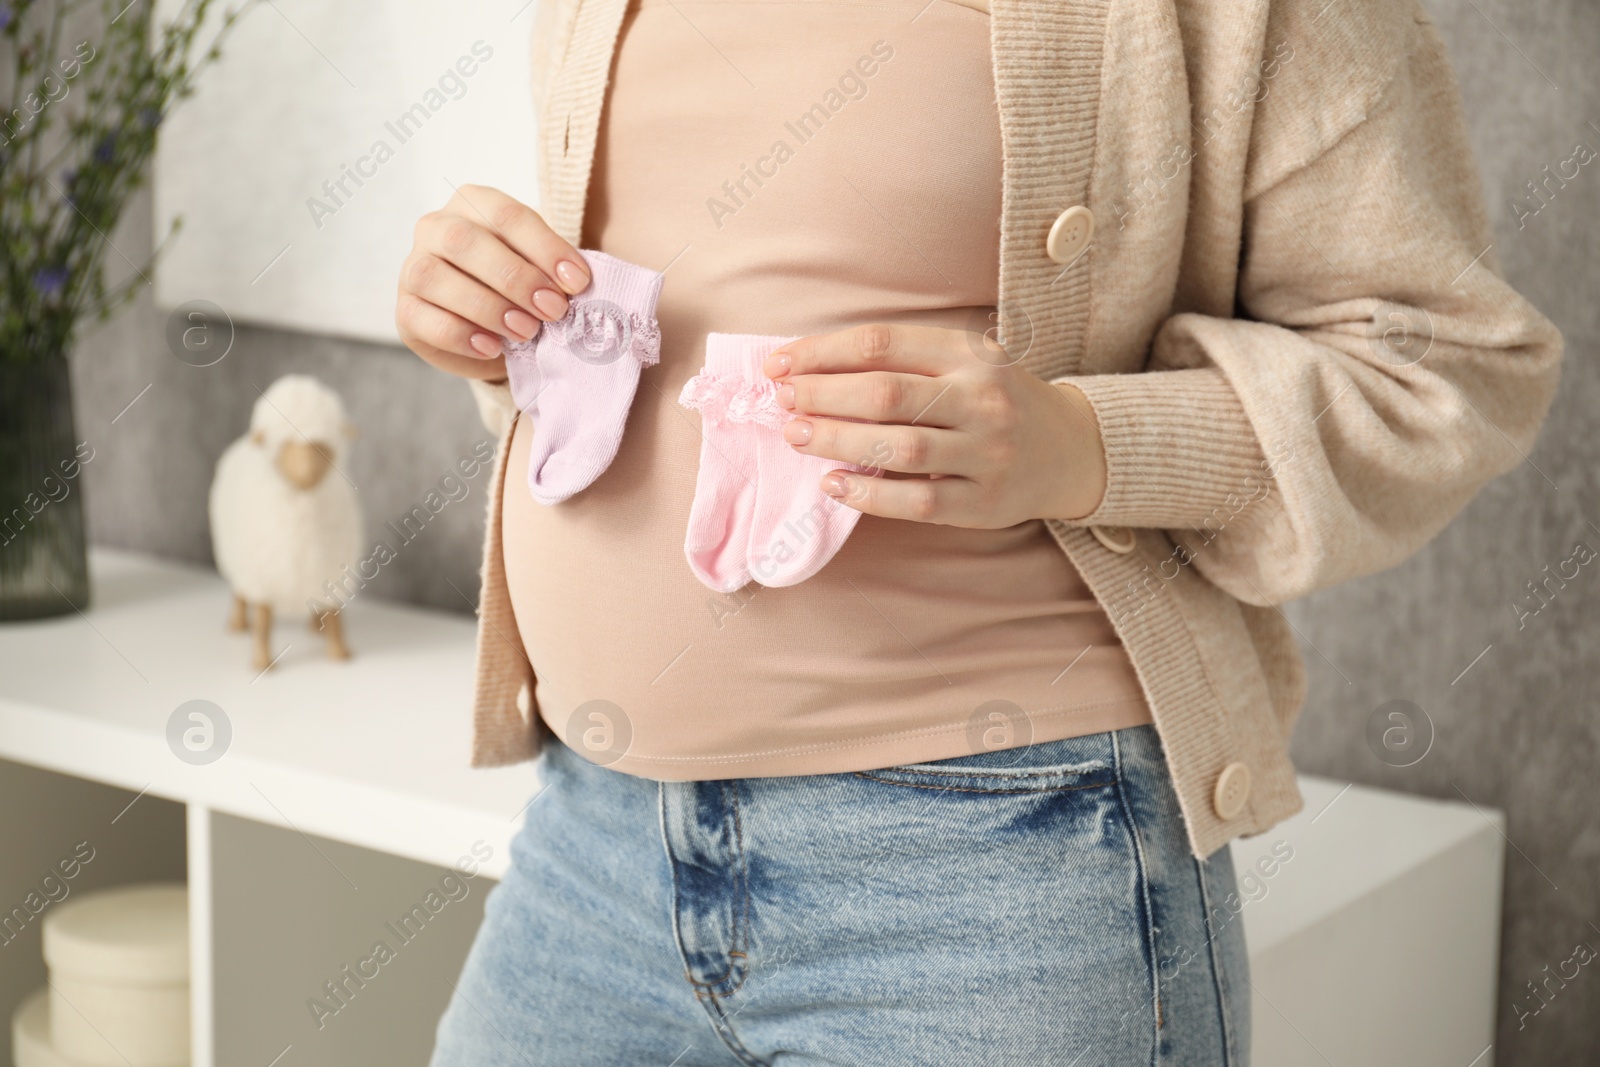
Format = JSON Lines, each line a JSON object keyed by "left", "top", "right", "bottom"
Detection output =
{"left": 678, "top": 370, "right": 790, "bottom": 430}
{"left": 503, "top": 301, "right": 661, "bottom": 367}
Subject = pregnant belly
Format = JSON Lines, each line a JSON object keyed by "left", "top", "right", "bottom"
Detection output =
{"left": 498, "top": 393, "right": 1143, "bottom": 778}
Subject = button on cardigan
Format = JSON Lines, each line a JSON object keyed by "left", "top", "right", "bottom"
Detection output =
{"left": 460, "top": 0, "right": 1563, "bottom": 858}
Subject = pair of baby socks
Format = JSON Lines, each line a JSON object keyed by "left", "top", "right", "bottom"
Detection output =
{"left": 502, "top": 256, "right": 867, "bottom": 590}
{"left": 502, "top": 249, "right": 664, "bottom": 506}
{"left": 678, "top": 333, "right": 870, "bottom": 593}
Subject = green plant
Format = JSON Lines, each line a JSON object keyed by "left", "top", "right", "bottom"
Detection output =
{"left": 0, "top": 0, "right": 258, "bottom": 365}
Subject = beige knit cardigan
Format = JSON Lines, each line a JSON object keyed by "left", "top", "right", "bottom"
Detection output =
{"left": 460, "top": 0, "right": 1563, "bottom": 857}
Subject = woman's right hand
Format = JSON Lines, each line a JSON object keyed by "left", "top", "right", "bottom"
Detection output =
{"left": 395, "top": 184, "right": 592, "bottom": 382}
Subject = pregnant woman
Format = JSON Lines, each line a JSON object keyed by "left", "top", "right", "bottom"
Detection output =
{"left": 398, "top": 0, "right": 1561, "bottom": 1063}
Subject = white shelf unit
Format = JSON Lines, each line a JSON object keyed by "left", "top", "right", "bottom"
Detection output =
{"left": 1, "top": 549, "right": 537, "bottom": 1067}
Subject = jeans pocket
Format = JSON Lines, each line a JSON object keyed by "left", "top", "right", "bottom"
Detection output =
{"left": 853, "top": 731, "right": 1120, "bottom": 795}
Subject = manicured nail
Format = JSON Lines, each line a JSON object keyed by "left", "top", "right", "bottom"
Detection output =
{"left": 775, "top": 383, "right": 796, "bottom": 410}
{"left": 764, "top": 351, "right": 791, "bottom": 378}
{"left": 822, "top": 473, "right": 849, "bottom": 498}
{"left": 783, "top": 420, "right": 812, "bottom": 445}
{"left": 554, "top": 260, "right": 590, "bottom": 294}
{"left": 504, "top": 308, "right": 539, "bottom": 340}
{"left": 532, "top": 288, "right": 568, "bottom": 320}
{"left": 469, "top": 332, "right": 502, "bottom": 358}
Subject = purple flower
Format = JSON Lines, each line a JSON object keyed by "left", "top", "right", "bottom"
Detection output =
{"left": 138, "top": 107, "right": 163, "bottom": 129}
{"left": 33, "top": 267, "right": 69, "bottom": 297}
{"left": 94, "top": 133, "right": 116, "bottom": 163}
{"left": 0, "top": 7, "right": 12, "bottom": 32}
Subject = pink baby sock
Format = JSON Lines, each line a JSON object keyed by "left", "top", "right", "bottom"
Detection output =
{"left": 502, "top": 249, "right": 664, "bottom": 506}
{"left": 678, "top": 333, "right": 869, "bottom": 592}
{"left": 676, "top": 334, "right": 772, "bottom": 593}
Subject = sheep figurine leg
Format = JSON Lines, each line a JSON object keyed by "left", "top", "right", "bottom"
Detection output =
{"left": 227, "top": 593, "right": 248, "bottom": 632}
{"left": 251, "top": 603, "right": 275, "bottom": 671}
{"left": 313, "top": 608, "right": 351, "bottom": 660}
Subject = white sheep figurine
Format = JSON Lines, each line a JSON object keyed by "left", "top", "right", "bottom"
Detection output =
{"left": 209, "top": 375, "right": 363, "bottom": 671}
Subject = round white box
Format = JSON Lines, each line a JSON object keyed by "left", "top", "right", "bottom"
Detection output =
{"left": 42, "top": 884, "right": 189, "bottom": 1067}
{"left": 12, "top": 987, "right": 82, "bottom": 1067}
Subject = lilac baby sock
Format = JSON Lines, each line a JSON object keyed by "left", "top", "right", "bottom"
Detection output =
{"left": 678, "top": 333, "right": 869, "bottom": 591}
{"left": 502, "top": 249, "right": 664, "bottom": 506}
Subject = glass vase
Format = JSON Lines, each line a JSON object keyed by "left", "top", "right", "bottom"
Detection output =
{"left": 0, "top": 352, "right": 91, "bottom": 619}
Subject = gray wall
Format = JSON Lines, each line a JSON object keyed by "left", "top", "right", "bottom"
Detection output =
{"left": 63, "top": 1, "right": 1596, "bottom": 1063}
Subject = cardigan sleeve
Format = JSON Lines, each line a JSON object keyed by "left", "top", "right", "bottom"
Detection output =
{"left": 462, "top": 375, "right": 544, "bottom": 767}
{"left": 1056, "top": 6, "right": 1563, "bottom": 607}
{"left": 467, "top": 377, "right": 518, "bottom": 439}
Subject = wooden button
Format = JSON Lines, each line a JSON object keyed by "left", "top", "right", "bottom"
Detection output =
{"left": 1213, "top": 762, "right": 1252, "bottom": 820}
{"left": 1090, "top": 525, "right": 1137, "bottom": 554}
{"left": 1046, "top": 206, "right": 1095, "bottom": 265}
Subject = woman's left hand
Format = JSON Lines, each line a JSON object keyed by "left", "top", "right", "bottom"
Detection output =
{"left": 763, "top": 323, "right": 1109, "bottom": 528}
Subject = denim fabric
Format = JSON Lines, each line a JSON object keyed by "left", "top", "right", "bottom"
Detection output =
{"left": 430, "top": 724, "right": 1250, "bottom": 1066}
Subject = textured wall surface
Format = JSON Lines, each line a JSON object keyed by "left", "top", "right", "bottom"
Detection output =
{"left": 62, "top": 1, "right": 1596, "bottom": 1063}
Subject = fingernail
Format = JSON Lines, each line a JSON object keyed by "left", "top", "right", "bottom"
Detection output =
{"left": 822, "top": 473, "right": 849, "bottom": 498}
{"left": 764, "top": 351, "right": 791, "bottom": 378}
{"left": 783, "top": 420, "right": 811, "bottom": 445}
{"left": 504, "top": 308, "right": 539, "bottom": 340}
{"left": 532, "top": 288, "right": 568, "bottom": 319}
{"left": 470, "top": 332, "right": 502, "bottom": 358}
{"left": 776, "top": 383, "right": 796, "bottom": 410}
{"left": 554, "top": 260, "right": 590, "bottom": 294}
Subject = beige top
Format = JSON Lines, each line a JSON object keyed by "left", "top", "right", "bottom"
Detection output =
{"left": 500, "top": 0, "right": 1151, "bottom": 779}
{"left": 463, "top": 0, "right": 1562, "bottom": 857}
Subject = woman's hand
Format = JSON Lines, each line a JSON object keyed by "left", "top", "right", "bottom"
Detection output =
{"left": 395, "top": 184, "right": 591, "bottom": 382}
{"left": 763, "top": 324, "right": 1108, "bottom": 527}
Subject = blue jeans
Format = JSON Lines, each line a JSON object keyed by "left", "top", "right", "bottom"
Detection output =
{"left": 430, "top": 724, "right": 1250, "bottom": 1066}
